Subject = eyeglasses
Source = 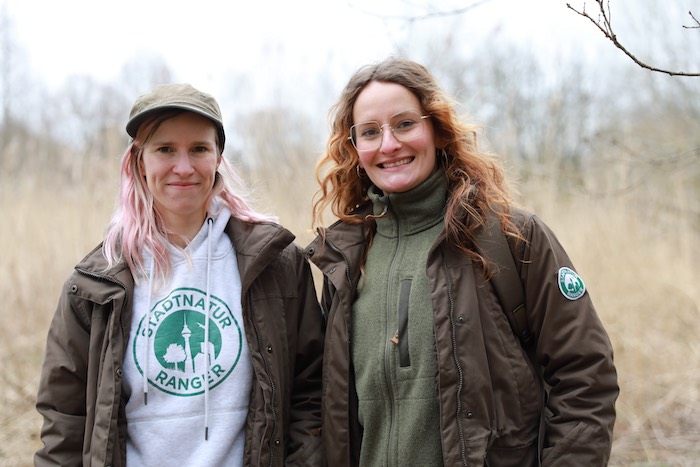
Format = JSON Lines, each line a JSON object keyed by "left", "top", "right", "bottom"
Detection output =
{"left": 348, "top": 110, "right": 430, "bottom": 152}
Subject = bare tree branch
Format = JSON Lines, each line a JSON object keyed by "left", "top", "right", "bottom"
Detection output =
{"left": 349, "top": 0, "right": 489, "bottom": 22}
{"left": 567, "top": 1, "right": 700, "bottom": 77}
{"left": 683, "top": 10, "right": 700, "bottom": 29}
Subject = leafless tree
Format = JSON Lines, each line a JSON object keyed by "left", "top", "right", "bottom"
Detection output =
{"left": 0, "top": 4, "right": 11, "bottom": 129}
{"left": 349, "top": 0, "right": 489, "bottom": 21}
{"left": 118, "top": 53, "right": 174, "bottom": 100}
{"left": 567, "top": 0, "right": 700, "bottom": 76}
{"left": 0, "top": 5, "right": 22, "bottom": 166}
{"left": 236, "top": 107, "right": 320, "bottom": 236}
{"left": 0, "top": 6, "right": 48, "bottom": 179}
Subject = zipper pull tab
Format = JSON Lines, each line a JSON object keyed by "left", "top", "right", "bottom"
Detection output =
{"left": 390, "top": 329, "right": 399, "bottom": 345}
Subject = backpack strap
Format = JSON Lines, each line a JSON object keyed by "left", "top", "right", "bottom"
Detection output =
{"left": 476, "top": 214, "right": 533, "bottom": 348}
{"left": 476, "top": 214, "right": 544, "bottom": 465}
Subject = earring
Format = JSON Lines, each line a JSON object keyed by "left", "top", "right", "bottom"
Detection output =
{"left": 356, "top": 165, "right": 366, "bottom": 178}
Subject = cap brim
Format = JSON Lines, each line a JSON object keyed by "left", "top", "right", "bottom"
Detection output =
{"left": 126, "top": 104, "right": 223, "bottom": 138}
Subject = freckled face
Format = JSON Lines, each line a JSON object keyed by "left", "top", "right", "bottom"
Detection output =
{"left": 352, "top": 81, "right": 438, "bottom": 193}
{"left": 138, "top": 112, "right": 220, "bottom": 233}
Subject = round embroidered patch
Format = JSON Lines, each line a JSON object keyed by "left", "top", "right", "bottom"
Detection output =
{"left": 558, "top": 267, "right": 586, "bottom": 300}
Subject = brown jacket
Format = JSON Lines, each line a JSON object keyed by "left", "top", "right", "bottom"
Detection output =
{"left": 305, "top": 207, "right": 618, "bottom": 466}
{"left": 35, "top": 218, "right": 325, "bottom": 467}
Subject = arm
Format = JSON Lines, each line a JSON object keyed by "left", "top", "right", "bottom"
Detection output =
{"left": 521, "top": 215, "right": 619, "bottom": 466}
{"left": 284, "top": 247, "right": 325, "bottom": 466}
{"left": 35, "top": 278, "right": 90, "bottom": 467}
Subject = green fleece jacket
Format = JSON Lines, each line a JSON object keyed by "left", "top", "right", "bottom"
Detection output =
{"left": 351, "top": 169, "right": 446, "bottom": 467}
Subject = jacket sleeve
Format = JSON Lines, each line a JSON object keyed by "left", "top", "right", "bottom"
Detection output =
{"left": 520, "top": 215, "right": 619, "bottom": 466}
{"left": 284, "top": 246, "right": 326, "bottom": 466}
{"left": 34, "top": 278, "right": 90, "bottom": 467}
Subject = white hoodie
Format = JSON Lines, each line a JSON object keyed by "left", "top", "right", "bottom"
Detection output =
{"left": 122, "top": 204, "right": 252, "bottom": 466}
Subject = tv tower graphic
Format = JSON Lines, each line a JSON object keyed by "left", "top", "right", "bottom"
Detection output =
{"left": 181, "top": 315, "right": 194, "bottom": 374}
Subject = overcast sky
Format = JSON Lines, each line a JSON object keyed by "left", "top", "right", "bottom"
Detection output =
{"left": 3, "top": 0, "right": 597, "bottom": 95}
{"left": 7, "top": 0, "right": 693, "bottom": 143}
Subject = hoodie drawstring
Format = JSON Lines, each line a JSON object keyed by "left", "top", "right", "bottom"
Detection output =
{"left": 140, "top": 218, "right": 214, "bottom": 440}
{"left": 143, "top": 261, "right": 155, "bottom": 406}
{"left": 203, "top": 216, "right": 213, "bottom": 440}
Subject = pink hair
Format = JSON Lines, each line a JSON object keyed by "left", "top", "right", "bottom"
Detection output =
{"left": 102, "top": 114, "right": 273, "bottom": 283}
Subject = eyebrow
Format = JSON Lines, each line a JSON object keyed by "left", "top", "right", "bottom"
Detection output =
{"left": 148, "top": 139, "right": 216, "bottom": 147}
{"left": 355, "top": 109, "right": 422, "bottom": 124}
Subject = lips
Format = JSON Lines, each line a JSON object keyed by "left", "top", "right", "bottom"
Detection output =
{"left": 168, "top": 181, "right": 198, "bottom": 187}
{"left": 379, "top": 157, "right": 414, "bottom": 169}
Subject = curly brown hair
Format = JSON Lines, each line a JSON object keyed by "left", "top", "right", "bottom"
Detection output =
{"left": 312, "top": 56, "right": 522, "bottom": 270}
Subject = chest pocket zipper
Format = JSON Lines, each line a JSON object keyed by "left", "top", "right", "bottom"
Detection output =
{"left": 397, "top": 278, "right": 412, "bottom": 367}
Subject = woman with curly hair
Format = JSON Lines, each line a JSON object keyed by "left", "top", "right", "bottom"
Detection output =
{"left": 306, "top": 57, "right": 618, "bottom": 467}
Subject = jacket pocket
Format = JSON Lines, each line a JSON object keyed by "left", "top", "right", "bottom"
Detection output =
{"left": 486, "top": 441, "right": 539, "bottom": 467}
{"left": 398, "top": 278, "right": 411, "bottom": 367}
{"left": 541, "top": 420, "right": 589, "bottom": 464}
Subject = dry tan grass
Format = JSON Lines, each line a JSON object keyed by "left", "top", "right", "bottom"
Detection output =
{"left": 536, "top": 198, "right": 700, "bottom": 466}
{"left": 2, "top": 167, "right": 698, "bottom": 466}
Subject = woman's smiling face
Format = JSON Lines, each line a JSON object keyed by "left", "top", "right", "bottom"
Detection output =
{"left": 352, "top": 81, "right": 438, "bottom": 193}
{"left": 138, "top": 112, "right": 220, "bottom": 234}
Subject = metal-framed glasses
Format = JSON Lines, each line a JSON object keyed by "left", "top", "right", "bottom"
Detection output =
{"left": 349, "top": 110, "right": 430, "bottom": 152}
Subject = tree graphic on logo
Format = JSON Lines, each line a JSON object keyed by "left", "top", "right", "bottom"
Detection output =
{"left": 564, "top": 274, "right": 582, "bottom": 294}
{"left": 154, "top": 310, "right": 222, "bottom": 373}
{"left": 163, "top": 343, "right": 186, "bottom": 370}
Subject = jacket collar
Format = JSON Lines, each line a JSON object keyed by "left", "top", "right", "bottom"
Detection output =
{"left": 73, "top": 217, "right": 295, "bottom": 294}
{"left": 75, "top": 243, "right": 133, "bottom": 284}
{"left": 369, "top": 169, "right": 447, "bottom": 238}
{"left": 225, "top": 217, "right": 295, "bottom": 291}
{"left": 306, "top": 204, "right": 371, "bottom": 262}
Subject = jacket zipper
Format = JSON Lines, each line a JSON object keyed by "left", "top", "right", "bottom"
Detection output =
{"left": 384, "top": 206, "right": 402, "bottom": 467}
{"left": 248, "top": 294, "right": 277, "bottom": 467}
{"left": 75, "top": 266, "right": 129, "bottom": 465}
{"left": 442, "top": 254, "right": 468, "bottom": 466}
{"left": 320, "top": 233, "right": 358, "bottom": 465}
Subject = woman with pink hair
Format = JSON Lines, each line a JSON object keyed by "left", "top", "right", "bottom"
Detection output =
{"left": 35, "top": 83, "right": 324, "bottom": 466}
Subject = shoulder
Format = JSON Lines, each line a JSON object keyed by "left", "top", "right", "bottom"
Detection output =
{"left": 508, "top": 206, "right": 536, "bottom": 232}
{"left": 308, "top": 204, "right": 372, "bottom": 250}
{"left": 225, "top": 218, "right": 311, "bottom": 280}
{"left": 504, "top": 206, "right": 571, "bottom": 265}
{"left": 56, "top": 244, "right": 133, "bottom": 326}
{"left": 507, "top": 207, "right": 562, "bottom": 245}
{"left": 226, "top": 217, "right": 296, "bottom": 254}
{"left": 70, "top": 243, "right": 130, "bottom": 284}
{"left": 75, "top": 243, "right": 108, "bottom": 270}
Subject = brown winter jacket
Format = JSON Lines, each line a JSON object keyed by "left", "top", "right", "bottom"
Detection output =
{"left": 35, "top": 218, "right": 325, "bottom": 467}
{"left": 305, "top": 206, "right": 618, "bottom": 467}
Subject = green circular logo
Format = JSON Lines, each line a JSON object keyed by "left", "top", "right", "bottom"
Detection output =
{"left": 558, "top": 267, "right": 586, "bottom": 300}
{"left": 133, "top": 287, "right": 242, "bottom": 396}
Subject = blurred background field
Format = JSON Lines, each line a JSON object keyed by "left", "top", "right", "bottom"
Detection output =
{"left": 1, "top": 0, "right": 699, "bottom": 465}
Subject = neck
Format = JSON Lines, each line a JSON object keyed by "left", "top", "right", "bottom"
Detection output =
{"left": 162, "top": 212, "right": 207, "bottom": 248}
{"left": 369, "top": 169, "right": 447, "bottom": 237}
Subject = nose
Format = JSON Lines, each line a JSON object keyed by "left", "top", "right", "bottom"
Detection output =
{"left": 172, "top": 151, "right": 195, "bottom": 174}
{"left": 379, "top": 125, "right": 401, "bottom": 152}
